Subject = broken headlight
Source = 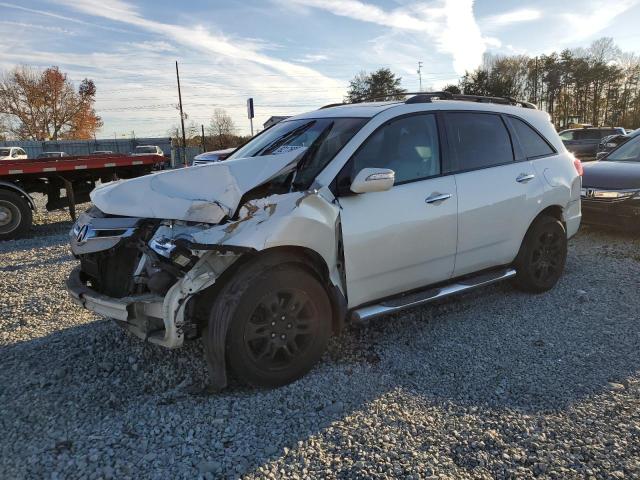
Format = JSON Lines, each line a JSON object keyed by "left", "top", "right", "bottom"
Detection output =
{"left": 149, "top": 236, "right": 197, "bottom": 271}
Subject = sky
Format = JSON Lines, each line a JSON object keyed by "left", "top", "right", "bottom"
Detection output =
{"left": 2, "top": 0, "right": 640, "bottom": 138}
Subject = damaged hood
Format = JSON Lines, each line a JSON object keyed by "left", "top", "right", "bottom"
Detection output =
{"left": 91, "top": 149, "right": 306, "bottom": 223}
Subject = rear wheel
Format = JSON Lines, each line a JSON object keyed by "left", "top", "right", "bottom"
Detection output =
{"left": 0, "top": 190, "right": 32, "bottom": 241}
{"left": 514, "top": 215, "right": 567, "bottom": 293}
{"left": 204, "top": 259, "right": 331, "bottom": 388}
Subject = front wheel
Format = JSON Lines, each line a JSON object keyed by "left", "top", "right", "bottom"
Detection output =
{"left": 205, "top": 260, "right": 332, "bottom": 388}
{"left": 514, "top": 215, "right": 567, "bottom": 293}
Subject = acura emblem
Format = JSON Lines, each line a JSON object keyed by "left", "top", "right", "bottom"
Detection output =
{"left": 76, "top": 224, "right": 89, "bottom": 244}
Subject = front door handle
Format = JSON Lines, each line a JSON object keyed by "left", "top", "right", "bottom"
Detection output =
{"left": 425, "top": 193, "right": 452, "bottom": 204}
{"left": 516, "top": 173, "right": 536, "bottom": 183}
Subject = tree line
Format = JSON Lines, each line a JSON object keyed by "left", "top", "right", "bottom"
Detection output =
{"left": 459, "top": 38, "right": 640, "bottom": 129}
{"left": 346, "top": 38, "right": 640, "bottom": 130}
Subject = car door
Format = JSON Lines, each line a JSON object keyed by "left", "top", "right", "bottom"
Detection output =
{"left": 572, "top": 130, "right": 601, "bottom": 159}
{"left": 444, "top": 112, "right": 546, "bottom": 277}
{"left": 337, "top": 113, "right": 458, "bottom": 308}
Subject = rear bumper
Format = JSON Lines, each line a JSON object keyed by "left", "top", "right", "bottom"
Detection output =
{"left": 66, "top": 266, "right": 182, "bottom": 348}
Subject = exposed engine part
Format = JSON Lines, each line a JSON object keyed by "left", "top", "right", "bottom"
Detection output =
{"left": 147, "top": 270, "right": 175, "bottom": 295}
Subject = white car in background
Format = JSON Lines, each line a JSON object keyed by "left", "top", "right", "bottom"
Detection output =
{"left": 192, "top": 147, "right": 236, "bottom": 166}
{"left": 0, "top": 147, "right": 28, "bottom": 160}
{"left": 67, "top": 92, "right": 582, "bottom": 390}
{"left": 132, "top": 145, "right": 164, "bottom": 156}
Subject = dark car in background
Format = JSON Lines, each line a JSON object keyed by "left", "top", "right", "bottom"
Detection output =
{"left": 582, "top": 133, "right": 640, "bottom": 229}
{"left": 596, "top": 129, "right": 640, "bottom": 158}
{"left": 559, "top": 127, "right": 625, "bottom": 161}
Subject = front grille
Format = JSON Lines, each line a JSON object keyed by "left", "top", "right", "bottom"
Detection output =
{"left": 80, "top": 242, "right": 141, "bottom": 298}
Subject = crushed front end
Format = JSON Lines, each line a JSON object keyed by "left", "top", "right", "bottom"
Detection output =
{"left": 67, "top": 207, "right": 244, "bottom": 348}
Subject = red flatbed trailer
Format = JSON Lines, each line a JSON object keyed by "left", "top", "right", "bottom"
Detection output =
{"left": 0, "top": 153, "right": 166, "bottom": 240}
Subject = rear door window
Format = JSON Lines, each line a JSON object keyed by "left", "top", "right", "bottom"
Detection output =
{"left": 444, "top": 112, "right": 514, "bottom": 172}
{"left": 559, "top": 131, "right": 574, "bottom": 141}
{"left": 506, "top": 116, "right": 555, "bottom": 159}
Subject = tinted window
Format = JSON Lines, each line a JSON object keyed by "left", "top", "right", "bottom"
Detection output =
{"left": 445, "top": 113, "right": 513, "bottom": 171}
{"left": 507, "top": 117, "right": 554, "bottom": 158}
{"left": 559, "top": 131, "right": 574, "bottom": 141}
{"left": 573, "top": 130, "right": 601, "bottom": 140}
{"left": 350, "top": 114, "right": 440, "bottom": 184}
{"left": 600, "top": 129, "right": 619, "bottom": 137}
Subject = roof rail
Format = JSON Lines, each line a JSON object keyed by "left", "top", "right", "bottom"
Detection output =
{"left": 322, "top": 92, "right": 537, "bottom": 110}
{"left": 319, "top": 102, "right": 346, "bottom": 109}
{"left": 404, "top": 92, "right": 537, "bottom": 109}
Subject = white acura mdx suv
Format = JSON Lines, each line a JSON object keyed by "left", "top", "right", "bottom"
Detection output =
{"left": 67, "top": 93, "right": 582, "bottom": 390}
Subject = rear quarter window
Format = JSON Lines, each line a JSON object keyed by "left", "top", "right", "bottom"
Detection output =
{"left": 506, "top": 116, "right": 555, "bottom": 159}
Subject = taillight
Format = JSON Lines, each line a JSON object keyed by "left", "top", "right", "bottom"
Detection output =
{"left": 573, "top": 157, "right": 583, "bottom": 176}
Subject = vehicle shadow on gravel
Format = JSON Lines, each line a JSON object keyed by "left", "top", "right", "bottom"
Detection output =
{"left": 1, "top": 232, "right": 639, "bottom": 477}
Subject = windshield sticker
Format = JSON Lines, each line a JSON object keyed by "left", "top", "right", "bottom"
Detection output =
{"left": 272, "top": 145, "right": 304, "bottom": 155}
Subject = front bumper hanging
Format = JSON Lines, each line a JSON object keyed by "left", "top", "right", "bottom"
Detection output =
{"left": 66, "top": 266, "right": 179, "bottom": 347}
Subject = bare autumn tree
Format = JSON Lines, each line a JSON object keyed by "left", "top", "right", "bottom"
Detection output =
{"left": 208, "top": 108, "right": 236, "bottom": 149}
{"left": 0, "top": 65, "right": 102, "bottom": 140}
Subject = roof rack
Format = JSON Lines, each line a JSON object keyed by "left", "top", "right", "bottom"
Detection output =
{"left": 404, "top": 92, "right": 537, "bottom": 109}
{"left": 320, "top": 92, "right": 537, "bottom": 110}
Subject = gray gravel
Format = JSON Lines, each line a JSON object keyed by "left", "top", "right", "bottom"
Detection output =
{"left": 1, "top": 198, "right": 639, "bottom": 479}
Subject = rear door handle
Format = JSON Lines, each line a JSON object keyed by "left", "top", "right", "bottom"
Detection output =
{"left": 516, "top": 173, "right": 535, "bottom": 183}
{"left": 425, "top": 193, "right": 452, "bottom": 204}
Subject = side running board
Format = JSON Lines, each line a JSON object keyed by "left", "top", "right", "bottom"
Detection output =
{"left": 350, "top": 267, "right": 516, "bottom": 322}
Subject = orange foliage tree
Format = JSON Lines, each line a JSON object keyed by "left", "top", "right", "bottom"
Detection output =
{"left": 0, "top": 66, "right": 102, "bottom": 140}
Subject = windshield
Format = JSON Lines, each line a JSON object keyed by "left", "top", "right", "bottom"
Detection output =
{"left": 0, "top": 149, "right": 10, "bottom": 156}
{"left": 229, "top": 117, "right": 367, "bottom": 187}
{"left": 605, "top": 136, "right": 640, "bottom": 162}
{"left": 135, "top": 146, "right": 156, "bottom": 153}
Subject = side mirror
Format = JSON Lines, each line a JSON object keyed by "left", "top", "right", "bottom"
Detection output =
{"left": 350, "top": 168, "right": 395, "bottom": 194}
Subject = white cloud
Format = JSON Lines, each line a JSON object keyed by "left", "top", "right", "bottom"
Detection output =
{"left": 286, "top": 0, "right": 430, "bottom": 31}
{"left": 482, "top": 8, "right": 542, "bottom": 28}
{"left": 561, "top": 0, "right": 640, "bottom": 43}
{"left": 0, "top": 1, "right": 131, "bottom": 33}
{"left": 285, "top": 0, "right": 491, "bottom": 75}
{"left": 52, "top": 0, "right": 341, "bottom": 82}
{"left": 294, "top": 54, "right": 329, "bottom": 63}
{"left": 0, "top": 20, "right": 76, "bottom": 35}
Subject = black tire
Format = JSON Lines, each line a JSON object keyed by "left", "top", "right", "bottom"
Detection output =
{"left": 513, "top": 215, "right": 567, "bottom": 293}
{"left": 0, "top": 190, "right": 32, "bottom": 241}
{"left": 204, "top": 258, "right": 331, "bottom": 388}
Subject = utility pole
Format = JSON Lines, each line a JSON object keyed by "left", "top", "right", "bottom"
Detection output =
{"left": 175, "top": 60, "right": 187, "bottom": 166}
{"left": 417, "top": 61, "right": 424, "bottom": 92}
{"left": 201, "top": 124, "right": 206, "bottom": 152}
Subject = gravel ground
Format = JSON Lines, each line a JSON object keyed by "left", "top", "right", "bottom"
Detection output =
{"left": 1, "top": 199, "right": 639, "bottom": 479}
